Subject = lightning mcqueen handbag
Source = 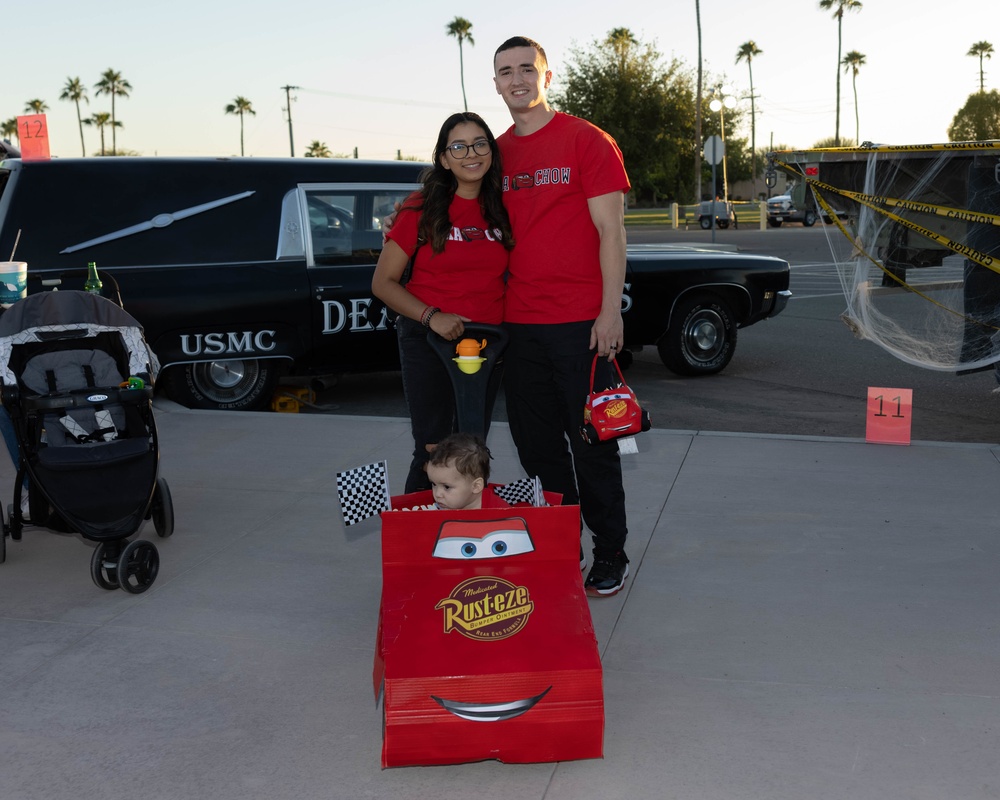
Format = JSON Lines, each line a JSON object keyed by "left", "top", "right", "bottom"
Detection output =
{"left": 579, "top": 353, "right": 651, "bottom": 445}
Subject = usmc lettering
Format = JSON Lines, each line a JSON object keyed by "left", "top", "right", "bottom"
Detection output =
{"left": 180, "top": 330, "right": 276, "bottom": 356}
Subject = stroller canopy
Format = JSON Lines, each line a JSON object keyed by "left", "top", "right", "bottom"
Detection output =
{"left": 0, "top": 291, "right": 158, "bottom": 387}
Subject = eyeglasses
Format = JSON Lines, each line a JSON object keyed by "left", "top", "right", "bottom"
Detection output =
{"left": 446, "top": 140, "right": 491, "bottom": 158}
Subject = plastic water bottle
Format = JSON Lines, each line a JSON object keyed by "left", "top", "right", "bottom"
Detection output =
{"left": 84, "top": 261, "right": 103, "bottom": 295}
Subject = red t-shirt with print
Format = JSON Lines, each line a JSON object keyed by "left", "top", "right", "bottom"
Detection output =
{"left": 497, "top": 112, "right": 630, "bottom": 324}
{"left": 387, "top": 191, "right": 508, "bottom": 324}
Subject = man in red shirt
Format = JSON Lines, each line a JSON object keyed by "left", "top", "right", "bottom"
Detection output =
{"left": 493, "top": 36, "right": 631, "bottom": 596}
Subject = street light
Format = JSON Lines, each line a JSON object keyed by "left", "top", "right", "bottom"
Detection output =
{"left": 708, "top": 86, "right": 737, "bottom": 202}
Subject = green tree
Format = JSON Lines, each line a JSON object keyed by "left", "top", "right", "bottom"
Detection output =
{"left": 94, "top": 68, "right": 132, "bottom": 153}
{"left": 60, "top": 76, "right": 89, "bottom": 157}
{"left": 694, "top": 0, "right": 704, "bottom": 202}
{"left": 2, "top": 117, "right": 18, "bottom": 145}
{"left": 304, "top": 140, "right": 332, "bottom": 158}
{"left": 552, "top": 28, "right": 702, "bottom": 204}
{"left": 24, "top": 99, "right": 49, "bottom": 114}
{"left": 842, "top": 50, "right": 866, "bottom": 144}
{"left": 83, "top": 111, "right": 121, "bottom": 156}
{"left": 819, "top": 0, "right": 862, "bottom": 146}
{"left": 735, "top": 41, "right": 763, "bottom": 195}
{"left": 224, "top": 96, "right": 256, "bottom": 156}
{"left": 967, "top": 41, "right": 994, "bottom": 93}
{"left": 948, "top": 90, "right": 1000, "bottom": 141}
{"left": 446, "top": 17, "right": 475, "bottom": 112}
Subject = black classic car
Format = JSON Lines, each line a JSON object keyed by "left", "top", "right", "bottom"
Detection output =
{"left": 0, "top": 157, "right": 790, "bottom": 410}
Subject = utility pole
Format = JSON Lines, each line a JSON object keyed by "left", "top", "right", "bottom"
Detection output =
{"left": 281, "top": 85, "right": 299, "bottom": 157}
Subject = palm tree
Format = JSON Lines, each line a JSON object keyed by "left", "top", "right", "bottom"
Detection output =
{"left": 446, "top": 17, "right": 475, "bottom": 112}
{"left": 83, "top": 112, "right": 120, "bottom": 156}
{"left": 24, "top": 99, "right": 49, "bottom": 114}
{"left": 304, "top": 140, "right": 332, "bottom": 158}
{"left": 1, "top": 117, "right": 18, "bottom": 145}
{"left": 967, "top": 41, "right": 994, "bottom": 93}
{"left": 94, "top": 69, "right": 132, "bottom": 153}
{"left": 60, "top": 77, "right": 89, "bottom": 157}
{"left": 819, "top": 0, "right": 863, "bottom": 146}
{"left": 224, "top": 96, "right": 256, "bottom": 156}
{"left": 736, "top": 40, "right": 763, "bottom": 196}
{"left": 842, "top": 50, "right": 866, "bottom": 144}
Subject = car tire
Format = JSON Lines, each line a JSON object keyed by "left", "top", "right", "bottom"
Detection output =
{"left": 163, "top": 359, "right": 279, "bottom": 411}
{"left": 768, "top": 218, "right": 782, "bottom": 228}
{"left": 803, "top": 210, "right": 818, "bottom": 227}
{"left": 657, "top": 293, "right": 738, "bottom": 376}
{"left": 718, "top": 220, "right": 729, "bottom": 229}
{"left": 699, "top": 216, "right": 712, "bottom": 230}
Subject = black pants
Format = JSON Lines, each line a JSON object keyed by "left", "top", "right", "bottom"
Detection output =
{"left": 503, "top": 321, "right": 628, "bottom": 557}
{"left": 396, "top": 316, "right": 501, "bottom": 493}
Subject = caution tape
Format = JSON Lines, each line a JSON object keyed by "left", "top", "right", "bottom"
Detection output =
{"left": 804, "top": 174, "right": 999, "bottom": 274}
{"left": 770, "top": 141, "right": 1000, "bottom": 155}
{"left": 800, "top": 175, "right": 1000, "bottom": 335}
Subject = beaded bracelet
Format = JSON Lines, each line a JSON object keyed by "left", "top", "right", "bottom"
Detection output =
{"left": 421, "top": 306, "right": 440, "bottom": 327}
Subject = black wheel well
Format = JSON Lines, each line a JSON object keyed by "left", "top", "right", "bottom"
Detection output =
{"left": 662, "top": 286, "right": 751, "bottom": 337}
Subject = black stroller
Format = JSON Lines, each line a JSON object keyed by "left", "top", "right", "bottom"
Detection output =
{"left": 0, "top": 289, "right": 173, "bottom": 592}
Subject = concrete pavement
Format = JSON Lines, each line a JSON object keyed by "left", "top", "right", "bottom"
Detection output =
{"left": 1, "top": 400, "right": 999, "bottom": 800}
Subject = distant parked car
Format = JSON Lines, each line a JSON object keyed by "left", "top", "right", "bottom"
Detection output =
{"left": 766, "top": 193, "right": 818, "bottom": 227}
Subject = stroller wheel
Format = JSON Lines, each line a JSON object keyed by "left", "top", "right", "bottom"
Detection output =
{"left": 117, "top": 540, "right": 159, "bottom": 594}
{"left": 152, "top": 478, "right": 174, "bottom": 538}
{"left": 91, "top": 543, "right": 120, "bottom": 591}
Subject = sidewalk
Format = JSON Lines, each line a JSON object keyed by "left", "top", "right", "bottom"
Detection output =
{"left": 1, "top": 401, "right": 999, "bottom": 800}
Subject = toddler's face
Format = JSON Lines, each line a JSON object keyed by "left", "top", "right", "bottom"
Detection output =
{"left": 428, "top": 460, "right": 483, "bottom": 510}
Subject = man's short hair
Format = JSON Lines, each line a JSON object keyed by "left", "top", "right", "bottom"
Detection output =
{"left": 494, "top": 36, "right": 548, "bottom": 70}
{"left": 429, "top": 432, "right": 491, "bottom": 483}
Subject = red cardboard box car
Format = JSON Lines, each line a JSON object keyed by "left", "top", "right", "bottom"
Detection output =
{"left": 373, "top": 489, "right": 604, "bottom": 768}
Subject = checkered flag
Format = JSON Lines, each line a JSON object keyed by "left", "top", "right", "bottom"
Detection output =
{"left": 494, "top": 475, "right": 546, "bottom": 507}
{"left": 336, "top": 461, "right": 391, "bottom": 526}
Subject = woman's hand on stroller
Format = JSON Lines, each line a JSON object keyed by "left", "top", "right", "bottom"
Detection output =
{"left": 429, "top": 312, "right": 471, "bottom": 341}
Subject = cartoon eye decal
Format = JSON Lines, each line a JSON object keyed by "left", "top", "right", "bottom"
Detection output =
{"left": 433, "top": 523, "right": 535, "bottom": 559}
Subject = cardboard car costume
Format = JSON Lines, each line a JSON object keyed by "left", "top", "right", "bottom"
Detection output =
{"left": 373, "top": 488, "right": 604, "bottom": 768}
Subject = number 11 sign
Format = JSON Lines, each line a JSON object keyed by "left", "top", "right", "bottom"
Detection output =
{"left": 866, "top": 387, "right": 913, "bottom": 445}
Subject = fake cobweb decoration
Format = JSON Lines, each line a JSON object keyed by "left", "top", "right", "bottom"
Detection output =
{"left": 767, "top": 141, "right": 1000, "bottom": 373}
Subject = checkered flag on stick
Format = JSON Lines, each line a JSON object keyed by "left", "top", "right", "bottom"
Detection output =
{"left": 494, "top": 475, "right": 546, "bottom": 507}
{"left": 336, "top": 461, "right": 391, "bottom": 526}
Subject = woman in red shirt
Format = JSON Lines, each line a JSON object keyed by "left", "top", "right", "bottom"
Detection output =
{"left": 373, "top": 112, "right": 513, "bottom": 492}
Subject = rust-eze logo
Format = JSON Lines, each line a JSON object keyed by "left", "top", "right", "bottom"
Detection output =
{"left": 606, "top": 399, "right": 628, "bottom": 419}
{"left": 435, "top": 576, "right": 534, "bottom": 641}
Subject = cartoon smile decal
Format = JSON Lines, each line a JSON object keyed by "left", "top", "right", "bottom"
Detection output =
{"left": 430, "top": 686, "right": 552, "bottom": 722}
{"left": 432, "top": 518, "right": 535, "bottom": 560}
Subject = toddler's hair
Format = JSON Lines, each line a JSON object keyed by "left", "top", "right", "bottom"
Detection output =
{"left": 429, "top": 432, "right": 491, "bottom": 483}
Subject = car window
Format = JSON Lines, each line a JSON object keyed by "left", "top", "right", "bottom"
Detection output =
{"left": 297, "top": 184, "right": 416, "bottom": 267}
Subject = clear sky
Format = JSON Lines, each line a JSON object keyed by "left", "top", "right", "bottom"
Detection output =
{"left": 2, "top": 0, "right": 993, "bottom": 161}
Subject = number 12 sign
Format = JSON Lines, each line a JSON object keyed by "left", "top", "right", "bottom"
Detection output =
{"left": 866, "top": 387, "right": 913, "bottom": 445}
{"left": 16, "top": 114, "right": 51, "bottom": 161}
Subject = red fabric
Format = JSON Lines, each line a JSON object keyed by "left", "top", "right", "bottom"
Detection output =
{"left": 497, "top": 112, "right": 630, "bottom": 324}
{"left": 387, "top": 191, "right": 507, "bottom": 324}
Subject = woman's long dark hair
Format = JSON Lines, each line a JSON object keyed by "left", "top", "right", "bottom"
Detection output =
{"left": 415, "top": 112, "right": 514, "bottom": 254}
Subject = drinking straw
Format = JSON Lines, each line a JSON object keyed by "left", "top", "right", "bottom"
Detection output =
{"left": 9, "top": 229, "right": 21, "bottom": 261}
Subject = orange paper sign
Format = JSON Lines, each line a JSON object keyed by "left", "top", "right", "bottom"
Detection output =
{"left": 866, "top": 387, "right": 912, "bottom": 445}
{"left": 17, "top": 114, "right": 51, "bottom": 161}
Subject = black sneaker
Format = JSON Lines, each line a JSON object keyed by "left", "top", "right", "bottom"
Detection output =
{"left": 584, "top": 552, "right": 629, "bottom": 597}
